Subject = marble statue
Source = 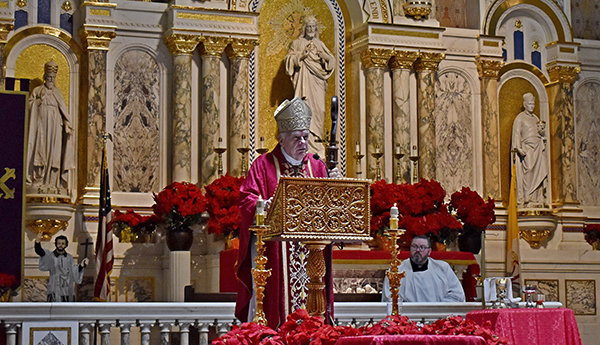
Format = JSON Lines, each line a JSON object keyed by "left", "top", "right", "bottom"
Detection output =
{"left": 285, "top": 15, "right": 335, "bottom": 156}
{"left": 511, "top": 93, "right": 548, "bottom": 208}
{"left": 26, "top": 60, "right": 74, "bottom": 195}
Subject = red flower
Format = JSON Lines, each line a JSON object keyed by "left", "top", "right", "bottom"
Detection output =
{"left": 212, "top": 322, "right": 279, "bottom": 345}
{"left": 205, "top": 174, "right": 244, "bottom": 237}
{"left": 152, "top": 182, "right": 207, "bottom": 230}
{"left": 583, "top": 224, "right": 600, "bottom": 245}
{"left": 450, "top": 187, "right": 496, "bottom": 230}
{"left": 0, "top": 272, "right": 16, "bottom": 288}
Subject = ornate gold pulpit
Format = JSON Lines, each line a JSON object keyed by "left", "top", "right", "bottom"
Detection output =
{"left": 264, "top": 176, "right": 372, "bottom": 317}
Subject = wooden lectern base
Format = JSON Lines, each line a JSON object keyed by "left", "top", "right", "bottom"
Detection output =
{"left": 305, "top": 241, "right": 330, "bottom": 318}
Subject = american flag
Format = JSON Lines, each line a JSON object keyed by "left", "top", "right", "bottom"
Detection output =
{"left": 94, "top": 143, "right": 113, "bottom": 301}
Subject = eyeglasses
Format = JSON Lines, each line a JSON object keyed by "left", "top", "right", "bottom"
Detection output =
{"left": 411, "top": 245, "right": 430, "bottom": 251}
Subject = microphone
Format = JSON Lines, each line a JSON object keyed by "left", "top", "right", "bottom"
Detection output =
{"left": 313, "top": 154, "right": 330, "bottom": 177}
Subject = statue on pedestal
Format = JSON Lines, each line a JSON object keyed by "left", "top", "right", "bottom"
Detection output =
{"left": 511, "top": 93, "right": 548, "bottom": 208}
{"left": 26, "top": 60, "right": 74, "bottom": 196}
{"left": 285, "top": 15, "right": 335, "bottom": 156}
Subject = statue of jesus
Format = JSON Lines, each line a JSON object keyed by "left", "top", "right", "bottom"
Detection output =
{"left": 285, "top": 15, "right": 335, "bottom": 156}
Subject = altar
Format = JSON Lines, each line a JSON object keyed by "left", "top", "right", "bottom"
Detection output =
{"left": 219, "top": 248, "right": 479, "bottom": 301}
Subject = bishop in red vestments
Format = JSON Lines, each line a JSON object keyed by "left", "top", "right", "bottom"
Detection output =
{"left": 235, "top": 97, "right": 337, "bottom": 328}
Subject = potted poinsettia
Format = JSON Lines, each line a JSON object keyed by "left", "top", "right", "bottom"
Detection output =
{"left": 204, "top": 174, "right": 244, "bottom": 249}
{"left": 152, "top": 182, "right": 208, "bottom": 251}
{"left": 583, "top": 224, "right": 600, "bottom": 250}
{"left": 0, "top": 272, "right": 17, "bottom": 302}
{"left": 109, "top": 209, "right": 160, "bottom": 243}
{"left": 450, "top": 187, "right": 496, "bottom": 253}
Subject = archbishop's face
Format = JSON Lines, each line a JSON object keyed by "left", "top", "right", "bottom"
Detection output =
{"left": 280, "top": 129, "right": 310, "bottom": 161}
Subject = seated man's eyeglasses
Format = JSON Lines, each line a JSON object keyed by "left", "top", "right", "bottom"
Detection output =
{"left": 411, "top": 245, "right": 430, "bottom": 251}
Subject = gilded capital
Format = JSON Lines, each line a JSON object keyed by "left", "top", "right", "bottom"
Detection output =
{"left": 0, "top": 22, "right": 14, "bottom": 42}
{"left": 547, "top": 64, "right": 580, "bottom": 84}
{"left": 225, "top": 38, "right": 259, "bottom": 59}
{"left": 80, "top": 29, "right": 116, "bottom": 50}
{"left": 475, "top": 58, "right": 504, "bottom": 78}
{"left": 360, "top": 48, "right": 393, "bottom": 68}
{"left": 389, "top": 50, "right": 419, "bottom": 70}
{"left": 164, "top": 33, "right": 201, "bottom": 55}
{"left": 414, "top": 52, "right": 445, "bottom": 71}
{"left": 200, "top": 36, "right": 229, "bottom": 57}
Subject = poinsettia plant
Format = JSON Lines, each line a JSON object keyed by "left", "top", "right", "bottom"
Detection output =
{"left": 0, "top": 272, "right": 17, "bottom": 298}
{"left": 583, "top": 224, "right": 600, "bottom": 245}
{"left": 109, "top": 209, "right": 160, "bottom": 242}
{"left": 152, "top": 182, "right": 208, "bottom": 231}
{"left": 213, "top": 310, "right": 508, "bottom": 345}
{"left": 370, "top": 179, "right": 495, "bottom": 249}
{"left": 205, "top": 174, "right": 244, "bottom": 237}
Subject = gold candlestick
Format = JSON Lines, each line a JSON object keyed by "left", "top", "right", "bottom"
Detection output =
{"left": 251, "top": 197, "right": 271, "bottom": 325}
{"left": 385, "top": 206, "right": 405, "bottom": 316}
{"left": 393, "top": 152, "right": 405, "bottom": 183}
{"left": 408, "top": 155, "right": 419, "bottom": 184}
{"left": 214, "top": 137, "right": 227, "bottom": 176}
{"left": 237, "top": 135, "right": 250, "bottom": 176}
{"left": 371, "top": 146, "right": 384, "bottom": 181}
{"left": 256, "top": 136, "right": 269, "bottom": 155}
{"left": 353, "top": 152, "right": 364, "bottom": 178}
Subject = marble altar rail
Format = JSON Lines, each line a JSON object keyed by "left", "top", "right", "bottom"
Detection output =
{"left": 0, "top": 302, "right": 560, "bottom": 345}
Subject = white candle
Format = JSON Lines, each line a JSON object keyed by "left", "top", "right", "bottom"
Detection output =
{"left": 396, "top": 143, "right": 400, "bottom": 155}
{"left": 242, "top": 135, "right": 246, "bottom": 148}
{"left": 256, "top": 195, "right": 265, "bottom": 215}
{"left": 260, "top": 137, "right": 264, "bottom": 149}
{"left": 376, "top": 145, "right": 380, "bottom": 154}
{"left": 356, "top": 141, "right": 360, "bottom": 153}
{"left": 218, "top": 137, "right": 223, "bottom": 148}
{"left": 390, "top": 203, "right": 399, "bottom": 217}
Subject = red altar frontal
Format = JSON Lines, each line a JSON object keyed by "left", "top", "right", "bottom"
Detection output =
{"left": 220, "top": 249, "right": 479, "bottom": 301}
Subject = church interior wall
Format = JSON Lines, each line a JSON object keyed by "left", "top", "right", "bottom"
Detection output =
{"left": 2, "top": 0, "right": 600, "bottom": 343}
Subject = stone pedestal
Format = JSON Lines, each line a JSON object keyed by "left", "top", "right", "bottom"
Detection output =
{"left": 169, "top": 251, "right": 191, "bottom": 302}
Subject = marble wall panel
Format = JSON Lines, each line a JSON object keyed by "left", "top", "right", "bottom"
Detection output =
{"left": 435, "top": 72, "right": 473, "bottom": 193}
{"left": 524, "top": 279, "right": 559, "bottom": 301}
{"left": 113, "top": 50, "right": 160, "bottom": 193}
{"left": 572, "top": 0, "right": 600, "bottom": 40}
{"left": 575, "top": 81, "right": 600, "bottom": 206}
{"left": 365, "top": 67, "right": 385, "bottom": 180}
{"left": 87, "top": 50, "right": 107, "bottom": 186}
{"left": 566, "top": 279, "right": 596, "bottom": 315}
{"left": 125, "top": 277, "right": 154, "bottom": 302}
{"left": 436, "top": 0, "right": 467, "bottom": 28}
{"left": 417, "top": 70, "right": 437, "bottom": 180}
{"left": 22, "top": 277, "right": 48, "bottom": 302}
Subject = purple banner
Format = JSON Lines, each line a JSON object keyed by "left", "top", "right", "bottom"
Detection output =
{"left": 0, "top": 91, "right": 28, "bottom": 288}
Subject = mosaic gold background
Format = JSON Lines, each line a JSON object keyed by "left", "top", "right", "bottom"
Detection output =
{"left": 14, "top": 44, "right": 70, "bottom": 108}
{"left": 258, "top": 0, "right": 336, "bottom": 148}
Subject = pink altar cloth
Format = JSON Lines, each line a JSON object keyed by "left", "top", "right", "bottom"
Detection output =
{"left": 466, "top": 308, "right": 582, "bottom": 345}
{"left": 335, "top": 335, "right": 486, "bottom": 345}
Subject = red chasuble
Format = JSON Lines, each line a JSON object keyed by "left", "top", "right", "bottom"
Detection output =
{"left": 235, "top": 144, "right": 331, "bottom": 329}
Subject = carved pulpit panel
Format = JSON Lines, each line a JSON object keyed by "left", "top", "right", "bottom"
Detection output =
{"left": 264, "top": 176, "right": 372, "bottom": 242}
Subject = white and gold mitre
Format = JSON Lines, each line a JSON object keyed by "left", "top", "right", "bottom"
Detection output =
{"left": 274, "top": 97, "right": 312, "bottom": 133}
{"left": 44, "top": 60, "right": 58, "bottom": 74}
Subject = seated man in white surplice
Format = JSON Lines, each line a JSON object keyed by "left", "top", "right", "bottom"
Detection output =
{"left": 382, "top": 235, "right": 465, "bottom": 302}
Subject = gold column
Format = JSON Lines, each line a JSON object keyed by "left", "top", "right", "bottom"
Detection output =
{"left": 414, "top": 52, "right": 444, "bottom": 181}
{"left": 389, "top": 51, "right": 418, "bottom": 183}
{"left": 225, "top": 38, "right": 258, "bottom": 177}
{"left": 164, "top": 33, "right": 201, "bottom": 183}
{"left": 200, "top": 36, "right": 228, "bottom": 185}
{"left": 476, "top": 57, "right": 504, "bottom": 200}
{"left": 546, "top": 63, "right": 580, "bottom": 208}
{"left": 0, "top": 22, "right": 14, "bottom": 90}
{"left": 79, "top": 28, "right": 116, "bottom": 198}
{"left": 360, "top": 48, "right": 392, "bottom": 180}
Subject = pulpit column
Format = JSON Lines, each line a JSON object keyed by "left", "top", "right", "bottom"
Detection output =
{"left": 0, "top": 22, "right": 14, "bottom": 90}
{"left": 80, "top": 28, "right": 116, "bottom": 199}
{"left": 164, "top": 34, "right": 201, "bottom": 183}
{"left": 414, "top": 52, "right": 444, "bottom": 180}
{"left": 200, "top": 36, "right": 229, "bottom": 185}
{"left": 390, "top": 51, "right": 418, "bottom": 183}
{"left": 225, "top": 38, "right": 257, "bottom": 177}
{"left": 476, "top": 57, "right": 503, "bottom": 199}
{"left": 547, "top": 63, "right": 580, "bottom": 208}
{"left": 360, "top": 48, "right": 392, "bottom": 180}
